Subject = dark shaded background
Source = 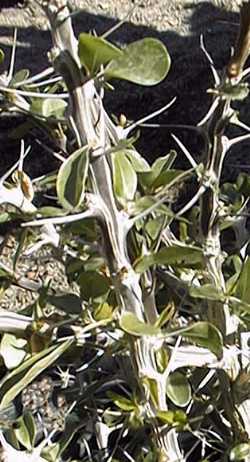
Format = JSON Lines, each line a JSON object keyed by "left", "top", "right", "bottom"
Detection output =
{"left": 0, "top": 1, "right": 248, "bottom": 181}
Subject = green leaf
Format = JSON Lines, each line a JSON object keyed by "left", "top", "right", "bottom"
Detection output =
{"left": 0, "top": 339, "right": 73, "bottom": 410}
{"left": 0, "top": 334, "right": 27, "bottom": 369}
{"left": 38, "top": 206, "right": 66, "bottom": 217}
{"left": 166, "top": 371, "right": 191, "bottom": 407}
{"left": 47, "top": 293, "right": 82, "bottom": 314}
{"left": 0, "top": 48, "right": 5, "bottom": 65}
{"left": 0, "top": 213, "right": 10, "bottom": 224}
{"left": 157, "top": 410, "right": 174, "bottom": 424}
{"left": 235, "top": 257, "right": 250, "bottom": 305}
{"left": 128, "top": 196, "right": 171, "bottom": 217}
{"left": 14, "top": 412, "right": 36, "bottom": 451}
{"left": 84, "top": 257, "right": 105, "bottom": 272}
{"left": 23, "top": 412, "right": 36, "bottom": 447}
{"left": 56, "top": 146, "right": 89, "bottom": 210}
{"left": 105, "top": 38, "right": 171, "bottom": 86}
{"left": 230, "top": 443, "right": 250, "bottom": 461}
{"left": 14, "top": 415, "right": 32, "bottom": 450}
{"left": 125, "top": 149, "right": 150, "bottom": 172}
{"left": 31, "top": 98, "right": 67, "bottom": 118}
{"left": 169, "top": 321, "right": 223, "bottom": 358}
{"left": 41, "top": 443, "right": 60, "bottom": 462}
{"left": 152, "top": 169, "right": 184, "bottom": 190}
{"left": 139, "top": 151, "right": 177, "bottom": 189}
{"left": 0, "top": 264, "right": 13, "bottom": 279}
{"left": 108, "top": 392, "right": 136, "bottom": 411}
{"left": 120, "top": 312, "right": 161, "bottom": 337}
{"left": 155, "top": 303, "right": 175, "bottom": 328}
{"left": 189, "top": 284, "right": 225, "bottom": 302}
{"left": 173, "top": 410, "right": 187, "bottom": 426}
{"left": 145, "top": 217, "right": 166, "bottom": 241}
{"left": 94, "top": 302, "right": 113, "bottom": 321}
{"left": 78, "top": 271, "right": 110, "bottom": 301}
{"left": 112, "top": 151, "right": 137, "bottom": 202}
{"left": 45, "top": 414, "right": 81, "bottom": 460}
{"left": 219, "top": 82, "right": 249, "bottom": 101}
{"left": 10, "top": 69, "right": 29, "bottom": 86}
{"left": 151, "top": 152, "right": 177, "bottom": 171}
{"left": 135, "top": 245, "right": 203, "bottom": 273}
{"left": 155, "top": 347, "right": 169, "bottom": 373}
{"left": 237, "top": 173, "right": 250, "bottom": 197}
{"left": 78, "top": 33, "right": 122, "bottom": 74}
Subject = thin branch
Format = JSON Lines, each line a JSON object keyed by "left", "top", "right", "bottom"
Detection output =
{"left": 14, "top": 67, "right": 55, "bottom": 88}
{"left": 176, "top": 185, "right": 206, "bottom": 218}
{"left": 34, "top": 138, "right": 66, "bottom": 163}
{"left": 197, "top": 96, "right": 220, "bottom": 127}
{"left": 227, "top": 132, "right": 250, "bottom": 148}
{"left": 22, "top": 208, "right": 96, "bottom": 228}
{"left": 0, "top": 86, "right": 68, "bottom": 99}
{"left": 0, "top": 144, "right": 31, "bottom": 184}
{"left": 230, "top": 115, "right": 250, "bottom": 132}
{"left": 172, "top": 133, "right": 198, "bottom": 168}
{"left": 200, "top": 34, "right": 220, "bottom": 86}
{"left": 102, "top": 5, "right": 137, "bottom": 39}
{"left": 26, "top": 75, "right": 62, "bottom": 89}
{"left": 130, "top": 168, "right": 196, "bottom": 225}
{"left": 8, "top": 28, "right": 17, "bottom": 82}
{"left": 138, "top": 123, "right": 201, "bottom": 133}
{"left": 123, "top": 98, "right": 176, "bottom": 137}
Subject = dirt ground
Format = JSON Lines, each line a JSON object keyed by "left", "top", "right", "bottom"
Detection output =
{"left": 0, "top": 0, "right": 246, "bottom": 172}
{"left": 0, "top": 0, "right": 249, "bottom": 310}
{"left": 0, "top": 1, "right": 248, "bottom": 452}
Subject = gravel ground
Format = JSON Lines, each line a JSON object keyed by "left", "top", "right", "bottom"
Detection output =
{"left": 0, "top": 0, "right": 248, "bottom": 310}
{"left": 0, "top": 1, "right": 248, "bottom": 455}
{"left": 0, "top": 1, "right": 246, "bottom": 168}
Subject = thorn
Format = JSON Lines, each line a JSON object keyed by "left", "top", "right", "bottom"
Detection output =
{"left": 7, "top": 28, "right": 17, "bottom": 83}
{"left": 172, "top": 133, "right": 198, "bottom": 168}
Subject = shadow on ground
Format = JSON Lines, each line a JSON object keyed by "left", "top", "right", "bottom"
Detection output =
{"left": 0, "top": 2, "right": 248, "bottom": 181}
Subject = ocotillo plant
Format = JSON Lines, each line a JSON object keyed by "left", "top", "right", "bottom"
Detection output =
{"left": 0, "top": 1, "right": 249, "bottom": 461}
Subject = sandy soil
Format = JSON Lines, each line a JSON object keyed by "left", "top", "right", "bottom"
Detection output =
{"left": 0, "top": 0, "right": 246, "bottom": 168}
{"left": 0, "top": 2, "right": 248, "bottom": 451}
{"left": 0, "top": 0, "right": 249, "bottom": 309}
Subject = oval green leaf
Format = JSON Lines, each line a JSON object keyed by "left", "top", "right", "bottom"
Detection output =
{"left": 157, "top": 410, "right": 175, "bottom": 424}
{"left": 23, "top": 412, "right": 36, "bottom": 447}
{"left": 105, "top": 38, "right": 171, "bottom": 86}
{"left": 38, "top": 206, "right": 66, "bottom": 217}
{"left": 135, "top": 245, "right": 203, "bottom": 273}
{"left": 31, "top": 97, "right": 67, "bottom": 118}
{"left": 235, "top": 257, "right": 250, "bottom": 306}
{"left": 189, "top": 284, "right": 225, "bottom": 302}
{"left": 0, "top": 339, "right": 73, "bottom": 410}
{"left": 120, "top": 312, "right": 161, "bottom": 337}
{"left": 139, "top": 151, "right": 177, "bottom": 190}
{"left": 10, "top": 69, "right": 29, "bottom": 86}
{"left": 166, "top": 371, "right": 191, "bottom": 407}
{"left": 78, "top": 271, "right": 110, "bottom": 301}
{"left": 56, "top": 146, "right": 89, "bottom": 210}
{"left": 47, "top": 293, "right": 82, "bottom": 314}
{"left": 169, "top": 321, "right": 223, "bottom": 358}
{"left": 78, "top": 33, "right": 122, "bottom": 74}
{"left": 108, "top": 392, "right": 136, "bottom": 411}
{"left": 125, "top": 149, "right": 150, "bottom": 172}
{"left": 0, "top": 334, "right": 27, "bottom": 369}
{"left": 14, "top": 413, "right": 35, "bottom": 451}
{"left": 112, "top": 151, "right": 137, "bottom": 202}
